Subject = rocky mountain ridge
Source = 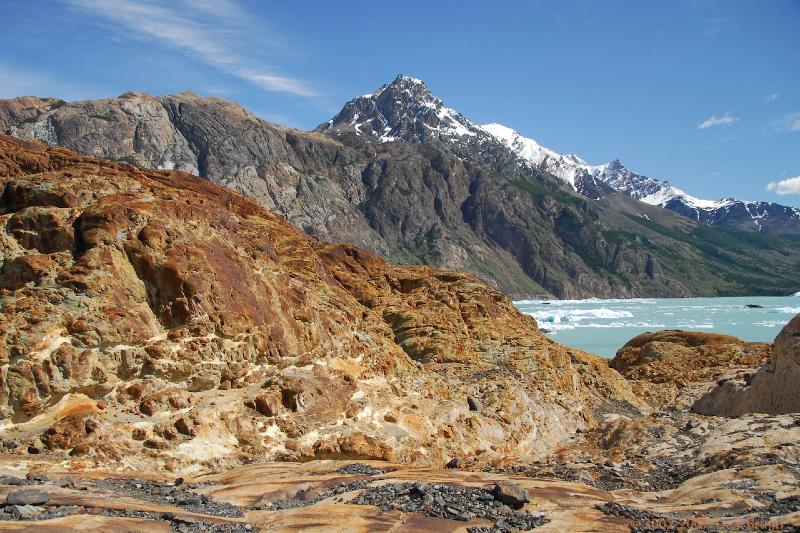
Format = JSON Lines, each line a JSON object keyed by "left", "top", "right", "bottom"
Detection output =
{"left": 320, "top": 76, "right": 800, "bottom": 235}
{"left": 2, "top": 83, "right": 799, "bottom": 299}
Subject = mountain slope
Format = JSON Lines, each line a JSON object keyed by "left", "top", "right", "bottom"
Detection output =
{"left": 479, "top": 122, "right": 800, "bottom": 235}
{"left": 1, "top": 81, "right": 799, "bottom": 299}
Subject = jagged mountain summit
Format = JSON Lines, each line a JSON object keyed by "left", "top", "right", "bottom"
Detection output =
{"left": 591, "top": 160, "right": 800, "bottom": 234}
{"left": 2, "top": 82, "right": 800, "bottom": 299}
{"left": 318, "top": 75, "right": 551, "bottom": 182}
{"left": 320, "top": 75, "right": 481, "bottom": 143}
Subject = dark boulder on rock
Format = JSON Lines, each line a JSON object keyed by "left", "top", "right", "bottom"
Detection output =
{"left": 5, "top": 489, "right": 50, "bottom": 506}
{"left": 492, "top": 481, "right": 530, "bottom": 509}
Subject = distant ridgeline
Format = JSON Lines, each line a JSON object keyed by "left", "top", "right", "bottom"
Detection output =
{"left": 2, "top": 78, "right": 799, "bottom": 299}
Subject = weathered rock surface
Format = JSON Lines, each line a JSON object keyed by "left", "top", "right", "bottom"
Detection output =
{"left": 2, "top": 87, "right": 799, "bottom": 299}
{"left": 0, "top": 132, "right": 797, "bottom": 533}
{"left": 479, "top": 325, "right": 800, "bottom": 532}
{"left": 610, "top": 330, "right": 772, "bottom": 409}
{"left": 0, "top": 457, "right": 797, "bottom": 532}
{"left": 693, "top": 314, "right": 800, "bottom": 416}
{"left": 0, "top": 135, "right": 644, "bottom": 473}
{"left": 0, "top": 288, "right": 800, "bottom": 533}
{"left": 563, "top": 328, "right": 799, "bottom": 494}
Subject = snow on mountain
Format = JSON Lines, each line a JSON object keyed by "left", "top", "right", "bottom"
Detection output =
{"left": 479, "top": 123, "right": 800, "bottom": 233}
{"left": 319, "top": 75, "right": 484, "bottom": 143}
{"left": 480, "top": 123, "right": 590, "bottom": 188}
{"left": 588, "top": 158, "right": 736, "bottom": 211}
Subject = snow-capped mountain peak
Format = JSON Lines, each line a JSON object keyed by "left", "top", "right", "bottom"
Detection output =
{"left": 318, "top": 75, "right": 481, "bottom": 143}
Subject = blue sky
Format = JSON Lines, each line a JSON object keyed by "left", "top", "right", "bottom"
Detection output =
{"left": 1, "top": 0, "right": 798, "bottom": 206}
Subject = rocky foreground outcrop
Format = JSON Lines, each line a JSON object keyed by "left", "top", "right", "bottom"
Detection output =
{"left": 1, "top": 136, "right": 798, "bottom": 531}
{"left": 0, "top": 134, "right": 643, "bottom": 474}
{"left": 0, "top": 323, "right": 797, "bottom": 531}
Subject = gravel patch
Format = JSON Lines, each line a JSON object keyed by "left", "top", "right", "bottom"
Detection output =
{"left": 90, "top": 478, "right": 243, "bottom": 518}
{"left": 0, "top": 503, "right": 83, "bottom": 521}
{"left": 256, "top": 479, "right": 371, "bottom": 510}
{"left": 597, "top": 498, "right": 800, "bottom": 533}
{"left": 0, "top": 476, "right": 32, "bottom": 487}
{"left": 762, "top": 495, "right": 800, "bottom": 518}
{"left": 0, "top": 476, "right": 251, "bottom": 530}
{"left": 96, "top": 508, "right": 254, "bottom": 532}
{"left": 351, "top": 481, "right": 548, "bottom": 531}
{"left": 495, "top": 457, "right": 692, "bottom": 492}
{"left": 334, "top": 463, "right": 386, "bottom": 476}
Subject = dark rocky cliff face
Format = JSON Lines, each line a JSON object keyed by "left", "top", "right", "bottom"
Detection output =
{"left": 1, "top": 87, "right": 798, "bottom": 299}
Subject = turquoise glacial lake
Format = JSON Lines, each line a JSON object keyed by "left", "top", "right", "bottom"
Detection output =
{"left": 514, "top": 295, "right": 800, "bottom": 358}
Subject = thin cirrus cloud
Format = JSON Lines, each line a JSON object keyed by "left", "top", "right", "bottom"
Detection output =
{"left": 698, "top": 112, "right": 739, "bottom": 129}
{"left": 765, "top": 93, "right": 780, "bottom": 103}
{"left": 768, "top": 113, "right": 800, "bottom": 133}
{"left": 767, "top": 176, "right": 800, "bottom": 196}
{"left": 68, "top": 0, "right": 316, "bottom": 98}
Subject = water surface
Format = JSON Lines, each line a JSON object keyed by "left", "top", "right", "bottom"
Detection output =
{"left": 514, "top": 295, "right": 800, "bottom": 358}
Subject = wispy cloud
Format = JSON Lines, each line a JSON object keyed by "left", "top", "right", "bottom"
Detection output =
{"left": 765, "top": 93, "right": 780, "bottom": 103}
{"left": 767, "top": 176, "right": 800, "bottom": 196}
{"left": 68, "top": 0, "right": 316, "bottom": 97}
{"left": 767, "top": 113, "right": 800, "bottom": 133}
{"left": 698, "top": 112, "right": 738, "bottom": 129}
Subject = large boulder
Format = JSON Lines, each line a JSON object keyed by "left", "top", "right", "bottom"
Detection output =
{"left": 693, "top": 315, "right": 800, "bottom": 416}
{"left": 610, "top": 330, "right": 771, "bottom": 409}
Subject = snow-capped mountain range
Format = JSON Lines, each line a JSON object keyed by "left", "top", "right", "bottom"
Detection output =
{"left": 482, "top": 123, "right": 800, "bottom": 233}
{"left": 321, "top": 75, "right": 800, "bottom": 235}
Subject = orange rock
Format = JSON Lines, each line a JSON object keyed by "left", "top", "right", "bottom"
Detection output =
{"left": 693, "top": 315, "right": 800, "bottom": 416}
{"left": 610, "top": 329, "right": 771, "bottom": 409}
{"left": 0, "top": 134, "right": 645, "bottom": 470}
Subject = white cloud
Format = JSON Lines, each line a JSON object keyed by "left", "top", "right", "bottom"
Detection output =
{"left": 69, "top": 0, "right": 316, "bottom": 97}
{"left": 767, "top": 176, "right": 800, "bottom": 196}
{"left": 698, "top": 112, "right": 739, "bottom": 129}
{"left": 765, "top": 93, "right": 780, "bottom": 102}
